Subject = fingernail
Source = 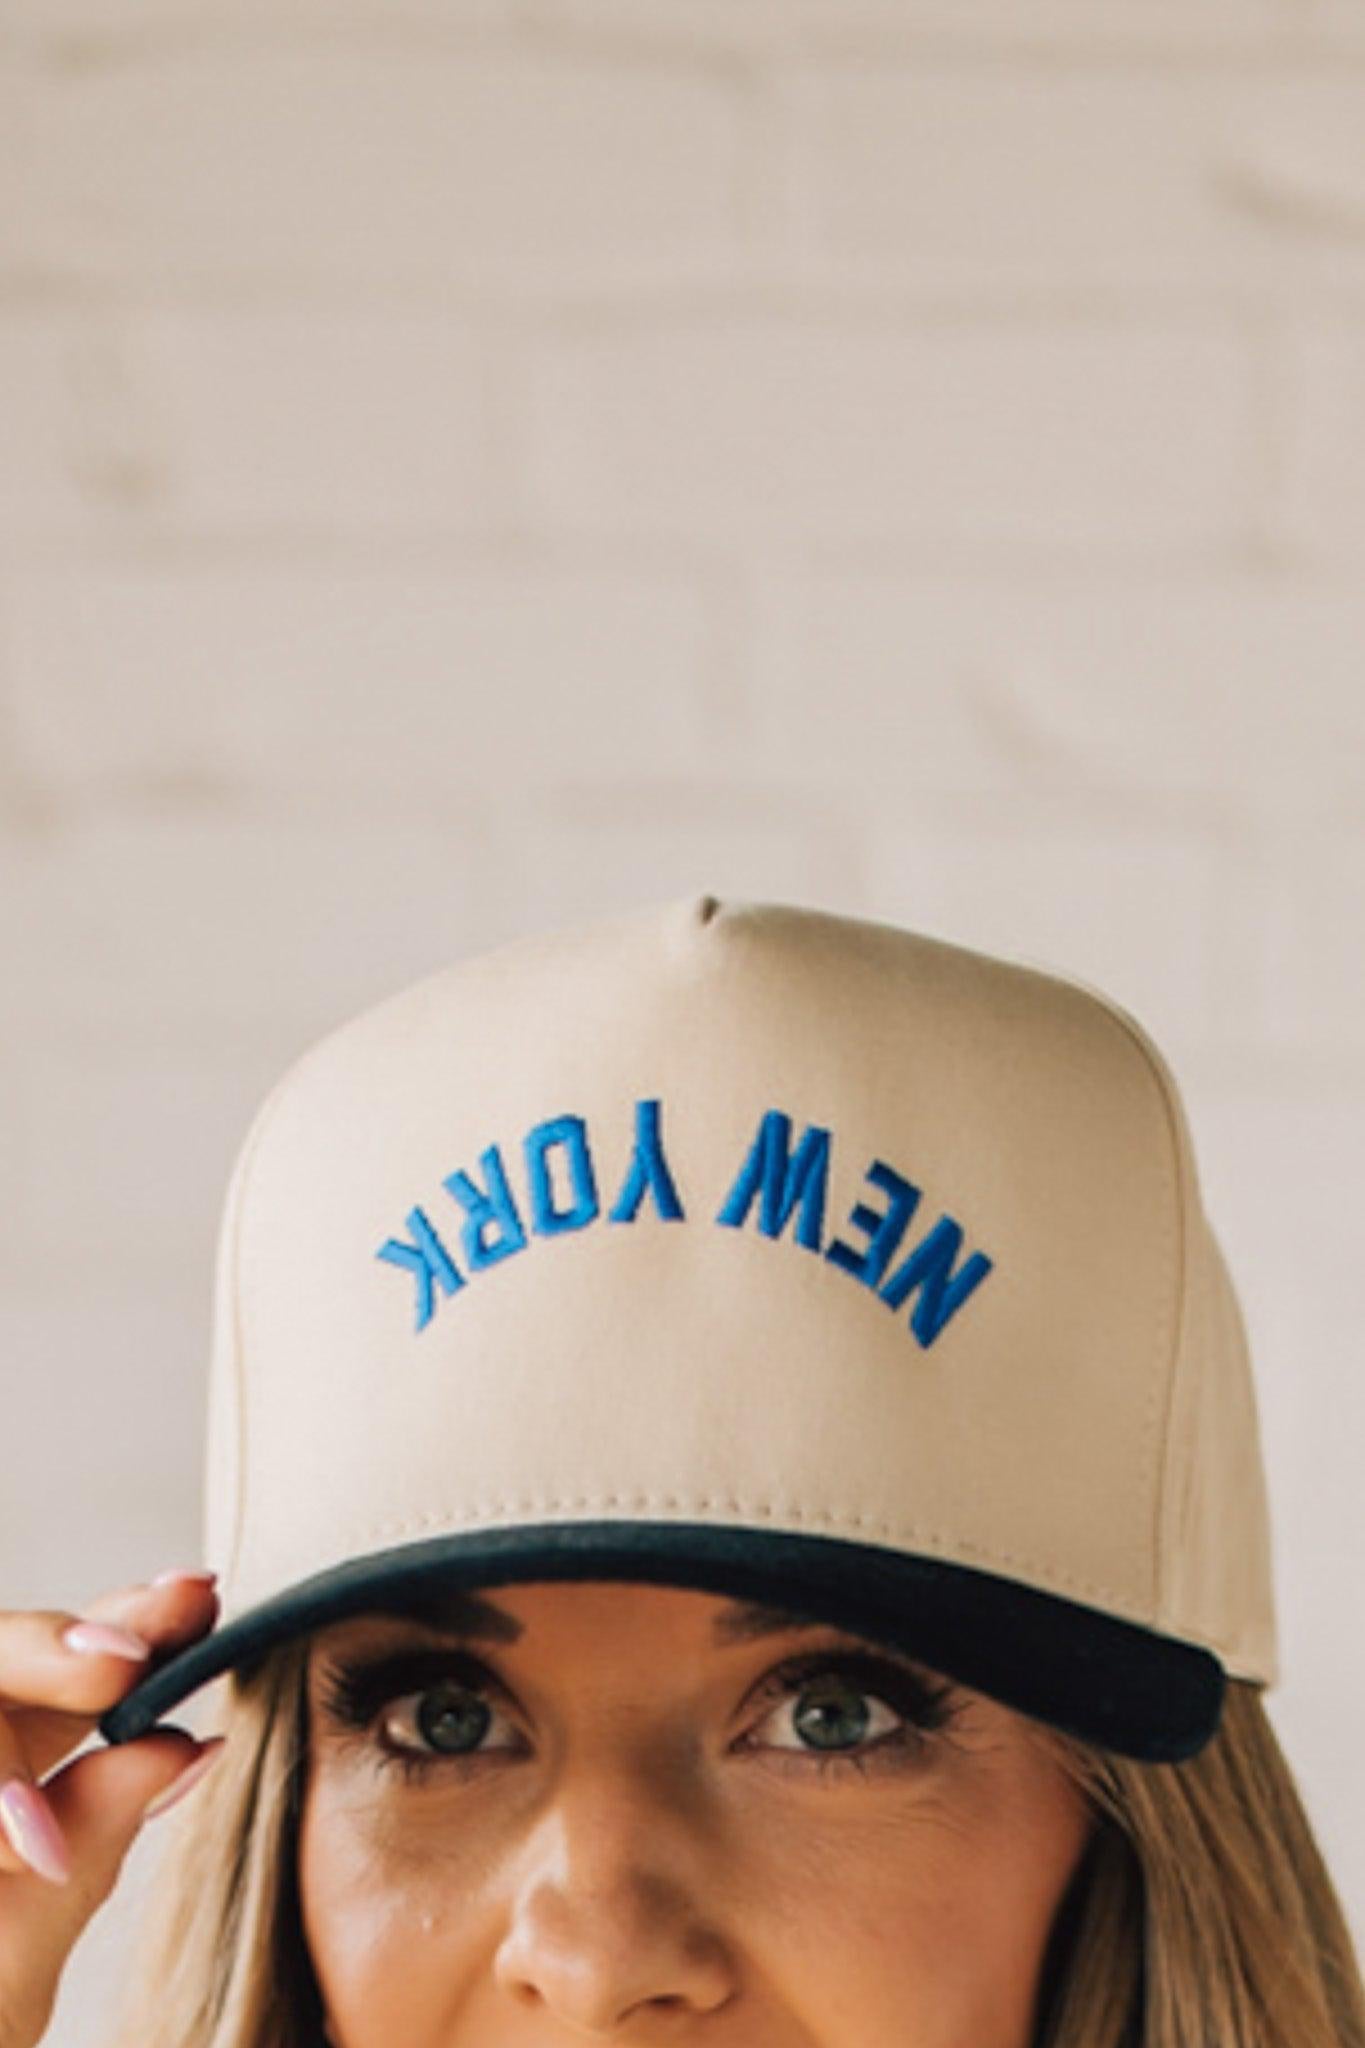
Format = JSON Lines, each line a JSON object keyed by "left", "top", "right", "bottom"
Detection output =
{"left": 144, "top": 1740, "right": 225, "bottom": 1821}
{"left": 62, "top": 1621, "right": 152, "bottom": 1662}
{"left": 151, "top": 1569, "right": 218, "bottom": 1588}
{"left": 0, "top": 1778, "right": 71, "bottom": 1885}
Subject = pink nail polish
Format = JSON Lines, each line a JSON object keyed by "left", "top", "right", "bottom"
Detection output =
{"left": 63, "top": 1621, "right": 152, "bottom": 1661}
{"left": 144, "top": 1741, "right": 225, "bottom": 1821}
{"left": 0, "top": 1778, "right": 71, "bottom": 1885}
{"left": 151, "top": 1568, "right": 218, "bottom": 1588}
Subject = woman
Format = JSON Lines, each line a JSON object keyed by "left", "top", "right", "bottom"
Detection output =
{"left": 1, "top": 893, "right": 1361, "bottom": 2047}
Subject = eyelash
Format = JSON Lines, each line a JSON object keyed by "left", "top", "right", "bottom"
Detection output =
{"left": 316, "top": 1645, "right": 964, "bottom": 1788}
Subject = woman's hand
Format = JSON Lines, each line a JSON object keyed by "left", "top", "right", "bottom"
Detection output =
{"left": 0, "top": 1572, "right": 223, "bottom": 2048}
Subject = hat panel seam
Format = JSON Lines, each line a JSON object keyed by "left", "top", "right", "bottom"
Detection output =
{"left": 1035, "top": 978, "right": 1180, "bottom": 1611}
{"left": 222, "top": 1064, "right": 308, "bottom": 1595}
{"left": 319, "top": 1494, "right": 1149, "bottom": 1617}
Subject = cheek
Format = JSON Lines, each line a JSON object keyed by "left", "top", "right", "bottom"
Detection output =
{"left": 297, "top": 1777, "right": 491, "bottom": 2044}
{"left": 293, "top": 1750, "right": 1092, "bottom": 2048}
{"left": 902, "top": 1768, "right": 1093, "bottom": 2046}
{"left": 756, "top": 1806, "right": 1079, "bottom": 2048}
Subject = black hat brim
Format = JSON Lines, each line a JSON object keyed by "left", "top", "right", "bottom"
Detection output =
{"left": 99, "top": 1520, "right": 1225, "bottom": 1764}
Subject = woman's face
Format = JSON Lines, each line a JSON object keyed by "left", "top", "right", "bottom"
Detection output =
{"left": 297, "top": 1580, "right": 1095, "bottom": 2047}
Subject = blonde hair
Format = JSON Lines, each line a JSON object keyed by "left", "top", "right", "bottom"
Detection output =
{"left": 106, "top": 1657, "right": 1365, "bottom": 2048}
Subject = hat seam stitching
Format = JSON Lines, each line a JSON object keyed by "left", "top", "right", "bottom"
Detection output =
{"left": 1074, "top": 994, "right": 1188, "bottom": 1640}
{"left": 1042, "top": 981, "right": 1181, "bottom": 1620}
{"left": 222, "top": 1066, "right": 304, "bottom": 1598}
{"left": 304, "top": 1499, "right": 1151, "bottom": 1615}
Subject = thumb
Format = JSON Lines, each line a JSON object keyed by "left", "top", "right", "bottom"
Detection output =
{"left": 0, "top": 1733, "right": 222, "bottom": 2048}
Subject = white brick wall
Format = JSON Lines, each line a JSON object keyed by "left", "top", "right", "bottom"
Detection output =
{"left": 2, "top": 4, "right": 1363, "bottom": 2038}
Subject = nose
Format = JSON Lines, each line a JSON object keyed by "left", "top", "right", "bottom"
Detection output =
{"left": 496, "top": 1904, "right": 733, "bottom": 2033}
{"left": 491, "top": 1762, "right": 736, "bottom": 2031}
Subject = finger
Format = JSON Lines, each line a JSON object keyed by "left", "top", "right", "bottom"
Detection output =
{"left": 0, "top": 1587, "right": 218, "bottom": 1786}
{"left": 0, "top": 1730, "right": 219, "bottom": 2048}
{"left": 0, "top": 1711, "right": 54, "bottom": 1883}
{"left": 80, "top": 1570, "right": 218, "bottom": 1633}
{"left": 0, "top": 1610, "right": 153, "bottom": 1717}
{"left": 0, "top": 1621, "right": 151, "bottom": 1864}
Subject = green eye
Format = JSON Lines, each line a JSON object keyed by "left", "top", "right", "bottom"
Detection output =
{"left": 741, "top": 1650, "right": 963, "bottom": 1780}
{"left": 316, "top": 1642, "right": 965, "bottom": 1788}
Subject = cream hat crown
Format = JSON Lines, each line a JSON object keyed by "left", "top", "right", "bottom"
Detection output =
{"left": 102, "top": 892, "right": 1276, "bottom": 1762}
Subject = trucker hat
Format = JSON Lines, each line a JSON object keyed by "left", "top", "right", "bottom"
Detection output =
{"left": 99, "top": 891, "right": 1277, "bottom": 1763}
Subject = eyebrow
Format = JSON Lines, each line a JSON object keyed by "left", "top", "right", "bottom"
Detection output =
{"left": 346, "top": 1588, "right": 837, "bottom": 1648}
